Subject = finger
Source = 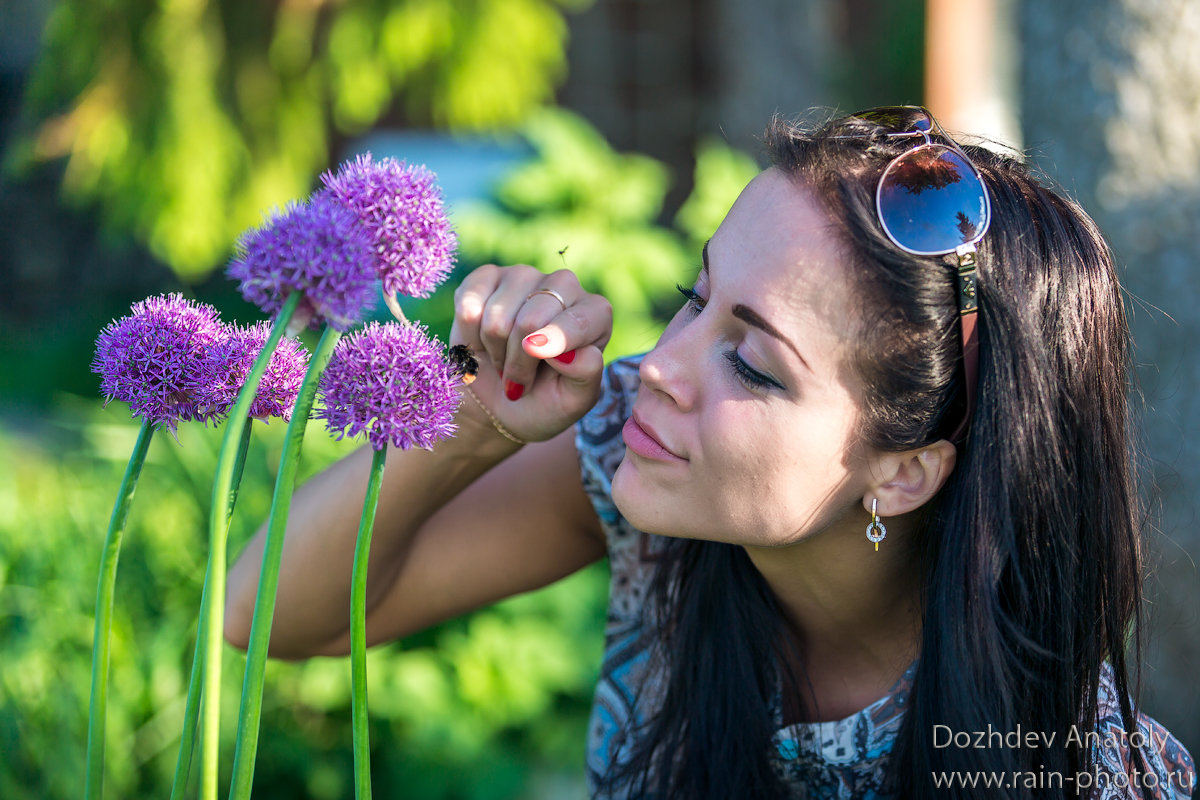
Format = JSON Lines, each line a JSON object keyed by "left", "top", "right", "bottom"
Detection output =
{"left": 536, "top": 339, "right": 604, "bottom": 383}
{"left": 477, "top": 267, "right": 545, "bottom": 376}
{"left": 520, "top": 293, "right": 612, "bottom": 362}
{"left": 499, "top": 274, "right": 584, "bottom": 398}
{"left": 520, "top": 270, "right": 575, "bottom": 318}
{"left": 516, "top": 270, "right": 576, "bottom": 329}
{"left": 534, "top": 343, "right": 606, "bottom": 419}
{"left": 452, "top": 265, "right": 503, "bottom": 355}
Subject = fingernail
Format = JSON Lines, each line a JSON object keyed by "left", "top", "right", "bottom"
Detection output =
{"left": 552, "top": 349, "right": 576, "bottom": 365}
{"left": 505, "top": 380, "right": 525, "bottom": 401}
{"left": 524, "top": 333, "right": 549, "bottom": 348}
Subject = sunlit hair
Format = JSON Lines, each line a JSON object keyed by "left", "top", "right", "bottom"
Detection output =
{"left": 602, "top": 111, "right": 1149, "bottom": 799}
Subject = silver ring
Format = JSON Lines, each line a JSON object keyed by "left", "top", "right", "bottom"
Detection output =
{"left": 526, "top": 288, "right": 567, "bottom": 311}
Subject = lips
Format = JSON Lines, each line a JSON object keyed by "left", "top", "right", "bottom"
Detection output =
{"left": 623, "top": 410, "right": 686, "bottom": 462}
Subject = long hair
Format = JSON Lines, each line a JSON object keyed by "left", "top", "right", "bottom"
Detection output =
{"left": 602, "top": 112, "right": 1148, "bottom": 799}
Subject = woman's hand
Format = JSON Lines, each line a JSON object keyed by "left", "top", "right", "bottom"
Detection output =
{"left": 450, "top": 264, "right": 612, "bottom": 443}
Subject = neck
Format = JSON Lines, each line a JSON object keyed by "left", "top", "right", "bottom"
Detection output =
{"left": 743, "top": 512, "right": 923, "bottom": 722}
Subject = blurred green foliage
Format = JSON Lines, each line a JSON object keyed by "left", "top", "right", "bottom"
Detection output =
{"left": 8, "top": 0, "right": 590, "bottom": 282}
{"left": 0, "top": 408, "right": 607, "bottom": 799}
{"left": 0, "top": 111, "right": 759, "bottom": 798}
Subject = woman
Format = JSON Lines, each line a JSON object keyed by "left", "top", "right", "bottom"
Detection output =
{"left": 226, "top": 107, "right": 1195, "bottom": 798}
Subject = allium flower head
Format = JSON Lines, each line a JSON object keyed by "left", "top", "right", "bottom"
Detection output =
{"left": 195, "top": 322, "right": 310, "bottom": 422}
{"left": 317, "top": 321, "right": 461, "bottom": 451}
{"left": 227, "top": 195, "right": 376, "bottom": 331}
{"left": 92, "top": 293, "right": 225, "bottom": 430}
{"left": 320, "top": 154, "right": 457, "bottom": 299}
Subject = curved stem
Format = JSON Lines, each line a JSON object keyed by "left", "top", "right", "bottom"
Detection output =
{"left": 86, "top": 417, "right": 155, "bottom": 800}
{"left": 381, "top": 290, "right": 409, "bottom": 326}
{"left": 351, "top": 446, "right": 387, "bottom": 800}
{"left": 171, "top": 419, "right": 254, "bottom": 800}
{"left": 227, "top": 324, "right": 342, "bottom": 800}
{"left": 200, "top": 291, "right": 301, "bottom": 800}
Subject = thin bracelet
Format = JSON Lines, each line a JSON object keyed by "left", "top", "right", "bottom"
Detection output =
{"left": 462, "top": 384, "right": 526, "bottom": 445}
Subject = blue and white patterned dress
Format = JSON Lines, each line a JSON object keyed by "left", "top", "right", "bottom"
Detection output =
{"left": 575, "top": 355, "right": 1195, "bottom": 799}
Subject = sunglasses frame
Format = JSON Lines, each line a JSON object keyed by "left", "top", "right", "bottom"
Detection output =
{"left": 873, "top": 118, "right": 992, "bottom": 258}
{"left": 853, "top": 106, "right": 990, "bottom": 443}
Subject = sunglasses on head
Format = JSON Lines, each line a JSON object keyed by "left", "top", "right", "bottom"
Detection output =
{"left": 851, "top": 105, "right": 991, "bottom": 443}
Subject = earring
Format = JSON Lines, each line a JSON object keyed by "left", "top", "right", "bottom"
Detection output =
{"left": 866, "top": 498, "right": 887, "bottom": 552}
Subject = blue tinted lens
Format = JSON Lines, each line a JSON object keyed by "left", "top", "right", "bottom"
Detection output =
{"left": 877, "top": 146, "right": 990, "bottom": 256}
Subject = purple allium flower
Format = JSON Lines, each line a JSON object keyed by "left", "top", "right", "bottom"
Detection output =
{"left": 195, "top": 322, "right": 310, "bottom": 423}
{"left": 91, "top": 293, "right": 225, "bottom": 431}
{"left": 227, "top": 195, "right": 376, "bottom": 331}
{"left": 320, "top": 154, "right": 457, "bottom": 299}
{"left": 316, "top": 321, "right": 461, "bottom": 451}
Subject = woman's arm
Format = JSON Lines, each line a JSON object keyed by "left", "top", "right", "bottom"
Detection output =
{"left": 224, "top": 264, "right": 614, "bottom": 658}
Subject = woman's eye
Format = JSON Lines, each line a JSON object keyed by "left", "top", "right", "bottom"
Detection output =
{"left": 724, "top": 350, "right": 782, "bottom": 391}
{"left": 676, "top": 283, "right": 705, "bottom": 313}
{"left": 676, "top": 283, "right": 784, "bottom": 392}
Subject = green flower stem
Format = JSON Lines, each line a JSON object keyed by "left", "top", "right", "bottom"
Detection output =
{"left": 200, "top": 291, "right": 301, "bottom": 800}
{"left": 86, "top": 417, "right": 155, "bottom": 800}
{"left": 351, "top": 446, "right": 387, "bottom": 800}
{"left": 228, "top": 324, "right": 341, "bottom": 800}
{"left": 171, "top": 420, "right": 254, "bottom": 800}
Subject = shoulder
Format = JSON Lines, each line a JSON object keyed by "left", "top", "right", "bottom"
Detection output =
{"left": 1084, "top": 663, "right": 1195, "bottom": 799}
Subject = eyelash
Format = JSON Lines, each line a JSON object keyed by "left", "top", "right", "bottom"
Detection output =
{"left": 675, "top": 283, "right": 780, "bottom": 391}
{"left": 676, "top": 283, "right": 704, "bottom": 313}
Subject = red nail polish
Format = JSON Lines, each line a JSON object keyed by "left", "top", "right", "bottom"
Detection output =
{"left": 553, "top": 349, "right": 576, "bottom": 364}
{"left": 525, "top": 333, "right": 549, "bottom": 348}
{"left": 505, "top": 380, "right": 525, "bottom": 401}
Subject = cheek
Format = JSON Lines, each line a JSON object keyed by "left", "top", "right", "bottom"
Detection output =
{"left": 695, "top": 400, "right": 862, "bottom": 539}
{"left": 686, "top": 403, "right": 792, "bottom": 528}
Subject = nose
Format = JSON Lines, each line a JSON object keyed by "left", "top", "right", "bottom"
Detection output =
{"left": 639, "top": 314, "right": 698, "bottom": 412}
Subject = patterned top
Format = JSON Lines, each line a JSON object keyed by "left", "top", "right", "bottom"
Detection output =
{"left": 575, "top": 354, "right": 1195, "bottom": 799}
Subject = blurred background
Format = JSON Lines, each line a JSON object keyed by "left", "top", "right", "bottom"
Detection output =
{"left": 0, "top": 0, "right": 1196, "bottom": 797}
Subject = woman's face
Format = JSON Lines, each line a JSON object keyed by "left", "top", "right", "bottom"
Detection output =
{"left": 611, "top": 168, "right": 877, "bottom": 546}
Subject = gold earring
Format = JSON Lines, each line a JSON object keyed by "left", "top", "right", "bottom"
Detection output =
{"left": 866, "top": 498, "right": 887, "bottom": 552}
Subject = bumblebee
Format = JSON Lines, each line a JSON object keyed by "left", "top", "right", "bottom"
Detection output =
{"left": 447, "top": 344, "right": 479, "bottom": 385}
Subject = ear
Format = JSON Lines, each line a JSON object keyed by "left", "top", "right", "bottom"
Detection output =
{"left": 865, "top": 440, "right": 957, "bottom": 518}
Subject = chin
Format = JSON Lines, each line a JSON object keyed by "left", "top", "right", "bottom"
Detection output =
{"left": 611, "top": 457, "right": 678, "bottom": 536}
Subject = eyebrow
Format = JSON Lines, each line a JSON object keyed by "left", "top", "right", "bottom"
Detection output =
{"left": 701, "top": 241, "right": 811, "bottom": 372}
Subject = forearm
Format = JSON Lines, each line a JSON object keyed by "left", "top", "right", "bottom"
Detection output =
{"left": 224, "top": 412, "right": 521, "bottom": 657}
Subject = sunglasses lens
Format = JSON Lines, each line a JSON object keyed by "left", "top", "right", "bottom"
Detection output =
{"left": 877, "top": 146, "right": 990, "bottom": 255}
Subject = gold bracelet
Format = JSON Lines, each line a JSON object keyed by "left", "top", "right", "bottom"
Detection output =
{"left": 462, "top": 384, "right": 526, "bottom": 445}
